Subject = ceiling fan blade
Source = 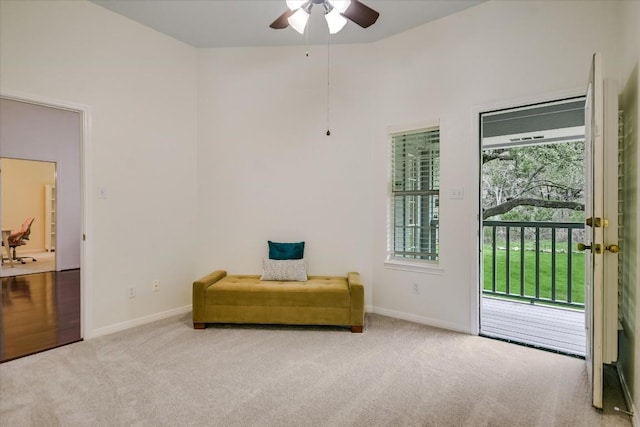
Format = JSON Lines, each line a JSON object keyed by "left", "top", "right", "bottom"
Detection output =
{"left": 269, "top": 9, "right": 295, "bottom": 29}
{"left": 341, "top": 0, "right": 379, "bottom": 28}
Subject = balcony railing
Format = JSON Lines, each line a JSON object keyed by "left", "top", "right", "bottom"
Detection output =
{"left": 483, "top": 221, "right": 585, "bottom": 309}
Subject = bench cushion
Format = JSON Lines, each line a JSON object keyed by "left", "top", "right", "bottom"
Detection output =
{"left": 206, "top": 275, "right": 350, "bottom": 308}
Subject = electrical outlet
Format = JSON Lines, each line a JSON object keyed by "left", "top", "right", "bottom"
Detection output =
{"left": 128, "top": 286, "right": 136, "bottom": 298}
{"left": 152, "top": 280, "right": 159, "bottom": 292}
{"left": 412, "top": 282, "right": 420, "bottom": 294}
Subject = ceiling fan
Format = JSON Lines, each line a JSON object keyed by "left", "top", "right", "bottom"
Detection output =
{"left": 270, "top": 0, "right": 380, "bottom": 35}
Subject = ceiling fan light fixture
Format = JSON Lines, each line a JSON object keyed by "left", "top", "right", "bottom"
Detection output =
{"left": 325, "top": 8, "right": 348, "bottom": 34}
{"left": 288, "top": 8, "right": 310, "bottom": 34}
{"left": 327, "top": 0, "right": 351, "bottom": 14}
{"left": 286, "top": 0, "right": 306, "bottom": 10}
{"left": 271, "top": 0, "right": 378, "bottom": 33}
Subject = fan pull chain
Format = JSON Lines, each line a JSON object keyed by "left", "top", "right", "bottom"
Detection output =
{"left": 305, "top": 22, "right": 309, "bottom": 57}
{"left": 326, "top": 34, "right": 331, "bottom": 136}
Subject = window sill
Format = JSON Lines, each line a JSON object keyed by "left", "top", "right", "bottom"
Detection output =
{"left": 384, "top": 259, "right": 444, "bottom": 275}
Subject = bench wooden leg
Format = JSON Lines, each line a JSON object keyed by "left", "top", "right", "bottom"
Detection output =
{"left": 351, "top": 325, "right": 363, "bottom": 333}
{"left": 193, "top": 322, "right": 206, "bottom": 330}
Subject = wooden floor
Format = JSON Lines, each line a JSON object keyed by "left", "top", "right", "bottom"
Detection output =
{"left": 0, "top": 269, "right": 81, "bottom": 363}
{"left": 481, "top": 297, "right": 586, "bottom": 357}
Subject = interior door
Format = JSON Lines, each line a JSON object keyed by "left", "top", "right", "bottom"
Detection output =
{"left": 583, "top": 53, "right": 620, "bottom": 409}
{"left": 583, "top": 52, "right": 604, "bottom": 409}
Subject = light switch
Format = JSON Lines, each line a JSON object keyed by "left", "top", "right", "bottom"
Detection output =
{"left": 450, "top": 188, "right": 464, "bottom": 199}
{"left": 97, "top": 187, "right": 108, "bottom": 199}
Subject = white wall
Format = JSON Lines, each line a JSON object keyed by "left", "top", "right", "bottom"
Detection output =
{"left": 196, "top": 44, "right": 377, "bottom": 306}
{"left": 0, "top": 0, "right": 198, "bottom": 334}
{"left": 619, "top": 0, "right": 640, "bottom": 420}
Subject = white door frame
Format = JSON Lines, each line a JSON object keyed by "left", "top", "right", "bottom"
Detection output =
{"left": 0, "top": 89, "right": 93, "bottom": 339}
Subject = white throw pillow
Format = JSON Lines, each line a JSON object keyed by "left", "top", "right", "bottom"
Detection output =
{"left": 260, "top": 258, "right": 308, "bottom": 282}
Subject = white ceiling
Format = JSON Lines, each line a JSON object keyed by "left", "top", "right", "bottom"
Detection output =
{"left": 89, "top": 0, "right": 485, "bottom": 48}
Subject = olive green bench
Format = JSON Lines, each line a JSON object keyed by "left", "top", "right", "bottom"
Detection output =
{"left": 192, "top": 270, "right": 364, "bottom": 332}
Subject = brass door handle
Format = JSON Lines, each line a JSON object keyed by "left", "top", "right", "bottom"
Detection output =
{"left": 585, "top": 217, "right": 608, "bottom": 228}
{"left": 578, "top": 243, "right": 602, "bottom": 254}
{"left": 606, "top": 244, "right": 620, "bottom": 253}
{"left": 577, "top": 243, "right": 590, "bottom": 251}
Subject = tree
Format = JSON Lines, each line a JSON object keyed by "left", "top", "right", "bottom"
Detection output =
{"left": 482, "top": 142, "right": 585, "bottom": 221}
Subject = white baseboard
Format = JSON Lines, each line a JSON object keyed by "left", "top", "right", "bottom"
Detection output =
{"left": 88, "top": 305, "right": 192, "bottom": 339}
{"left": 89, "top": 305, "right": 466, "bottom": 338}
{"left": 617, "top": 365, "right": 638, "bottom": 426}
{"left": 370, "top": 306, "right": 470, "bottom": 334}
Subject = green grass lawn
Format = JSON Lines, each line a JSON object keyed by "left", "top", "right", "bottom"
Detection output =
{"left": 483, "top": 245, "right": 585, "bottom": 305}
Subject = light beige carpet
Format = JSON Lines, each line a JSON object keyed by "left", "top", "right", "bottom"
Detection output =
{"left": 0, "top": 313, "right": 632, "bottom": 426}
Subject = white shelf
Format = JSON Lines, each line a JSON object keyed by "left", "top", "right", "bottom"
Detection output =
{"left": 45, "top": 185, "right": 56, "bottom": 252}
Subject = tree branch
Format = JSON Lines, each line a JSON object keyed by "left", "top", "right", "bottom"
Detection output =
{"left": 483, "top": 198, "right": 584, "bottom": 220}
{"left": 482, "top": 149, "right": 513, "bottom": 164}
{"left": 519, "top": 181, "right": 583, "bottom": 197}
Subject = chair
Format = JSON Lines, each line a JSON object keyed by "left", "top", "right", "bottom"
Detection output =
{"left": 1, "top": 217, "right": 37, "bottom": 265}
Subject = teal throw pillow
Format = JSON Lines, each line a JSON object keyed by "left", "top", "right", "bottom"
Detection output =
{"left": 268, "top": 241, "right": 305, "bottom": 260}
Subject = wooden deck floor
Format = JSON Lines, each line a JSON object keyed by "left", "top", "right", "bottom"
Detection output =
{"left": 481, "top": 297, "right": 585, "bottom": 357}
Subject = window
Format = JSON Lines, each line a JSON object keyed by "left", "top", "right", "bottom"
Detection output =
{"left": 389, "top": 127, "right": 440, "bottom": 262}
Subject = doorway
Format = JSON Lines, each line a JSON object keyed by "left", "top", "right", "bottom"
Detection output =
{"left": 0, "top": 96, "right": 84, "bottom": 362}
{"left": 1, "top": 158, "right": 57, "bottom": 276}
{"left": 478, "top": 97, "right": 587, "bottom": 356}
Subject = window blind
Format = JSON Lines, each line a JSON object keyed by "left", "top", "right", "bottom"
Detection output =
{"left": 391, "top": 127, "right": 440, "bottom": 261}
